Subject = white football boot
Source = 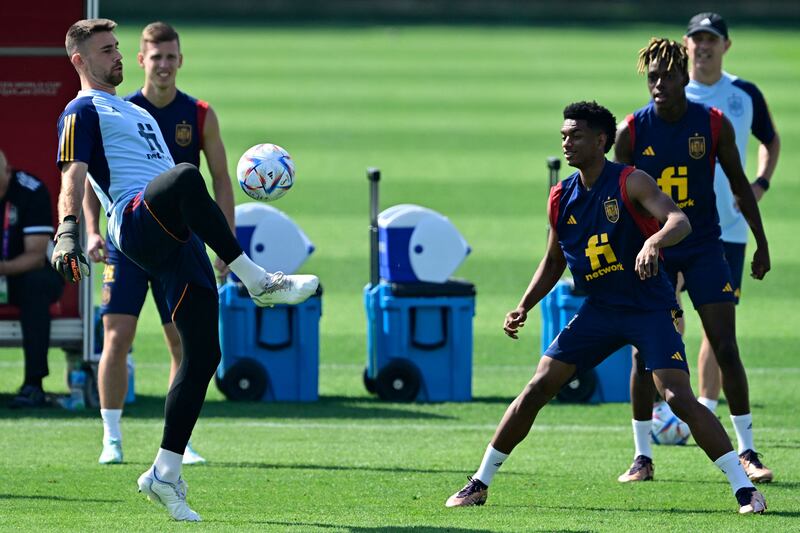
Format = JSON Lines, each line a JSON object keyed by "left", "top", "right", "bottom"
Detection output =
{"left": 182, "top": 441, "right": 206, "bottom": 465}
{"left": 248, "top": 271, "right": 319, "bottom": 307}
{"left": 137, "top": 466, "right": 201, "bottom": 522}
{"left": 98, "top": 438, "right": 123, "bottom": 464}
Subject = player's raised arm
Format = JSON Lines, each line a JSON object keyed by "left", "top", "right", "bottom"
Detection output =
{"left": 503, "top": 214, "right": 567, "bottom": 340}
{"left": 625, "top": 169, "right": 691, "bottom": 280}
{"left": 52, "top": 161, "right": 90, "bottom": 282}
{"left": 716, "top": 114, "right": 770, "bottom": 279}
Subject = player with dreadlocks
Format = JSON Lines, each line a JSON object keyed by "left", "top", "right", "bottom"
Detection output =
{"left": 615, "top": 38, "right": 771, "bottom": 511}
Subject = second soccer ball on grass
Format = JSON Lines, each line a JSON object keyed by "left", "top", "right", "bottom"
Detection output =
{"left": 651, "top": 400, "right": 691, "bottom": 445}
{"left": 236, "top": 143, "right": 295, "bottom": 202}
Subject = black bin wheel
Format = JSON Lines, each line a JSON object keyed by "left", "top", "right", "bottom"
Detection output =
{"left": 556, "top": 369, "right": 597, "bottom": 403}
{"left": 218, "top": 358, "right": 268, "bottom": 401}
{"left": 363, "top": 367, "right": 377, "bottom": 394}
{"left": 375, "top": 359, "right": 421, "bottom": 402}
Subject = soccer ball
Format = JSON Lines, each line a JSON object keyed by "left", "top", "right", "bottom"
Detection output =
{"left": 651, "top": 401, "right": 691, "bottom": 445}
{"left": 236, "top": 143, "right": 295, "bottom": 202}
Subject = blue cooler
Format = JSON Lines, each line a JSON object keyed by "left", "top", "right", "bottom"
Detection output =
{"left": 216, "top": 203, "right": 319, "bottom": 402}
{"left": 364, "top": 280, "right": 475, "bottom": 402}
{"left": 217, "top": 282, "right": 321, "bottom": 402}
{"left": 540, "top": 279, "right": 631, "bottom": 403}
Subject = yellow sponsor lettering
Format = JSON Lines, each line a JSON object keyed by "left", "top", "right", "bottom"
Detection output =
{"left": 658, "top": 166, "right": 688, "bottom": 201}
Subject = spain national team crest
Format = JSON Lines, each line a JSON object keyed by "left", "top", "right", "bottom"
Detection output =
{"left": 603, "top": 199, "right": 619, "bottom": 223}
{"left": 688, "top": 135, "right": 706, "bottom": 159}
{"left": 175, "top": 122, "right": 192, "bottom": 147}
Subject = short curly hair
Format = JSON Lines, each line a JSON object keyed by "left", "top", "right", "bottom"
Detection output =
{"left": 563, "top": 101, "right": 617, "bottom": 153}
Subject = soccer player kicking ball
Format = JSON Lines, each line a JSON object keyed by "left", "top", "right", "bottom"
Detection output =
{"left": 55, "top": 19, "right": 318, "bottom": 521}
{"left": 615, "top": 38, "right": 771, "bottom": 485}
{"left": 85, "top": 21, "right": 235, "bottom": 467}
{"left": 445, "top": 101, "right": 765, "bottom": 514}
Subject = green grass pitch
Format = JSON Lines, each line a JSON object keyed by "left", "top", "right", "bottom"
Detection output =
{"left": 1, "top": 24, "right": 798, "bottom": 531}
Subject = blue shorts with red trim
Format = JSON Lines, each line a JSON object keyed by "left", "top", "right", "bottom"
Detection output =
{"left": 115, "top": 190, "right": 216, "bottom": 319}
{"left": 543, "top": 299, "right": 688, "bottom": 373}
{"left": 662, "top": 239, "right": 737, "bottom": 309}
{"left": 100, "top": 237, "right": 172, "bottom": 324}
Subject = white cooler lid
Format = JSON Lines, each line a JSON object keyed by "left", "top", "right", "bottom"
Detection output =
{"left": 235, "top": 203, "right": 314, "bottom": 275}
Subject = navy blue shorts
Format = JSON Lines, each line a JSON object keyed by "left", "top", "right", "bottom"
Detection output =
{"left": 115, "top": 190, "right": 216, "bottom": 321}
{"left": 100, "top": 237, "right": 172, "bottom": 324}
{"left": 662, "top": 240, "right": 737, "bottom": 309}
{"left": 722, "top": 241, "right": 745, "bottom": 305}
{"left": 543, "top": 300, "right": 688, "bottom": 373}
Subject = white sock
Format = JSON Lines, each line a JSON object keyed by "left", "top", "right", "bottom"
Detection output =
{"left": 153, "top": 448, "right": 183, "bottom": 483}
{"left": 473, "top": 444, "right": 509, "bottom": 486}
{"left": 633, "top": 419, "right": 653, "bottom": 459}
{"left": 228, "top": 253, "right": 266, "bottom": 293}
{"left": 100, "top": 409, "right": 122, "bottom": 442}
{"left": 697, "top": 396, "right": 718, "bottom": 413}
{"left": 714, "top": 450, "right": 754, "bottom": 494}
{"left": 730, "top": 413, "right": 755, "bottom": 454}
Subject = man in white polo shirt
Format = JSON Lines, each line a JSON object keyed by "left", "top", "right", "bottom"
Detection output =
{"left": 684, "top": 11, "right": 780, "bottom": 482}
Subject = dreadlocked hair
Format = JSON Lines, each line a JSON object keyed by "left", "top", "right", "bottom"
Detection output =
{"left": 636, "top": 37, "right": 688, "bottom": 75}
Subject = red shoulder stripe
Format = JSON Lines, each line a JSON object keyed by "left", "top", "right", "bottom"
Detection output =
{"left": 709, "top": 107, "right": 723, "bottom": 177}
{"left": 625, "top": 114, "right": 636, "bottom": 153}
{"left": 196, "top": 100, "right": 210, "bottom": 150}
{"left": 548, "top": 181, "right": 563, "bottom": 230}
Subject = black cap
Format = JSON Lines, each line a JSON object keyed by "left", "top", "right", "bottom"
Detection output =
{"left": 686, "top": 12, "right": 729, "bottom": 40}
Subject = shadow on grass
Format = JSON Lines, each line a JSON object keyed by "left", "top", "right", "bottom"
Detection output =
{"left": 215, "top": 522, "right": 577, "bottom": 533}
{"left": 0, "top": 493, "right": 120, "bottom": 503}
{"left": 0, "top": 393, "right": 454, "bottom": 421}
{"left": 204, "top": 461, "right": 529, "bottom": 477}
{"left": 503, "top": 502, "right": 800, "bottom": 518}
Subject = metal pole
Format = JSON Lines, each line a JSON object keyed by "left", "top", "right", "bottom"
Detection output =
{"left": 546, "top": 156, "right": 561, "bottom": 188}
{"left": 367, "top": 167, "right": 381, "bottom": 287}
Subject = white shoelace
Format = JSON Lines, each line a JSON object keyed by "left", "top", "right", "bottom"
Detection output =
{"left": 264, "top": 271, "right": 287, "bottom": 292}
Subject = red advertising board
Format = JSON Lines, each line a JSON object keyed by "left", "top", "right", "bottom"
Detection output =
{"left": 0, "top": 2, "right": 84, "bottom": 48}
{"left": 0, "top": 58, "right": 81, "bottom": 317}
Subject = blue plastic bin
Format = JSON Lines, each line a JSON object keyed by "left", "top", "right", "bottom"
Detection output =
{"left": 217, "top": 281, "right": 321, "bottom": 402}
{"left": 540, "top": 280, "right": 631, "bottom": 403}
{"left": 364, "top": 280, "right": 475, "bottom": 402}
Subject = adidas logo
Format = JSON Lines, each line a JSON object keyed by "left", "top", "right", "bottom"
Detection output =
{"left": 671, "top": 352, "right": 683, "bottom": 361}
{"left": 723, "top": 283, "right": 733, "bottom": 292}
{"left": 642, "top": 146, "right": 655, "bottom": 156}
{"left": 567, "top": 215, "right": 577, "bottom": 224}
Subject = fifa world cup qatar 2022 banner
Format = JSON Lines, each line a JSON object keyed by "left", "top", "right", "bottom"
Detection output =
{"left": 0, "top": 0, "right": 90, "bottom": 320}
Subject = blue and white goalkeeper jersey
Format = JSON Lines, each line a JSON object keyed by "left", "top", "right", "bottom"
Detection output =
{"left": 56, "top": 89, "right": 175, "bottom": 247}
{"left": 686, "top": 72, "right": 776, "bottom": 244}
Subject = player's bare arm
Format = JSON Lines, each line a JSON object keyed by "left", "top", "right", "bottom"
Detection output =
{"left": 82, "top": 177, "right": 107, "bottom": 263}
{"left": 717, "top": 115, "right": 770, "bottom": 279}
{"left": 58, "top": 161, "right": 87, "bottom": 222}
{"left": 51, "top": 161, "right": 90, "bottom": 282}
{"left": 0, "top": 234, "right": 49, "bottom": 276}
{"left": 613, "top": 121, "right": 634, "bottom": 165}
{"left": 625, "top": 169, "right": 691, "bottom": 279}
{"left": 504, "top": 224, "right": 567, "bottom": 339}
{"left": 754, "top": 119, "right": 780, "bottom": 201}
{"left": 203, "top": 106, "right": 235, "bottom": 233}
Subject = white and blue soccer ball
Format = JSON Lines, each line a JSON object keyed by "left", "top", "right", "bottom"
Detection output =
{"left": 236, "top": 143, "right": 295, "bottom": 202}
{"left": 651, "top": 401, "right": 691, "bottom": 445}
